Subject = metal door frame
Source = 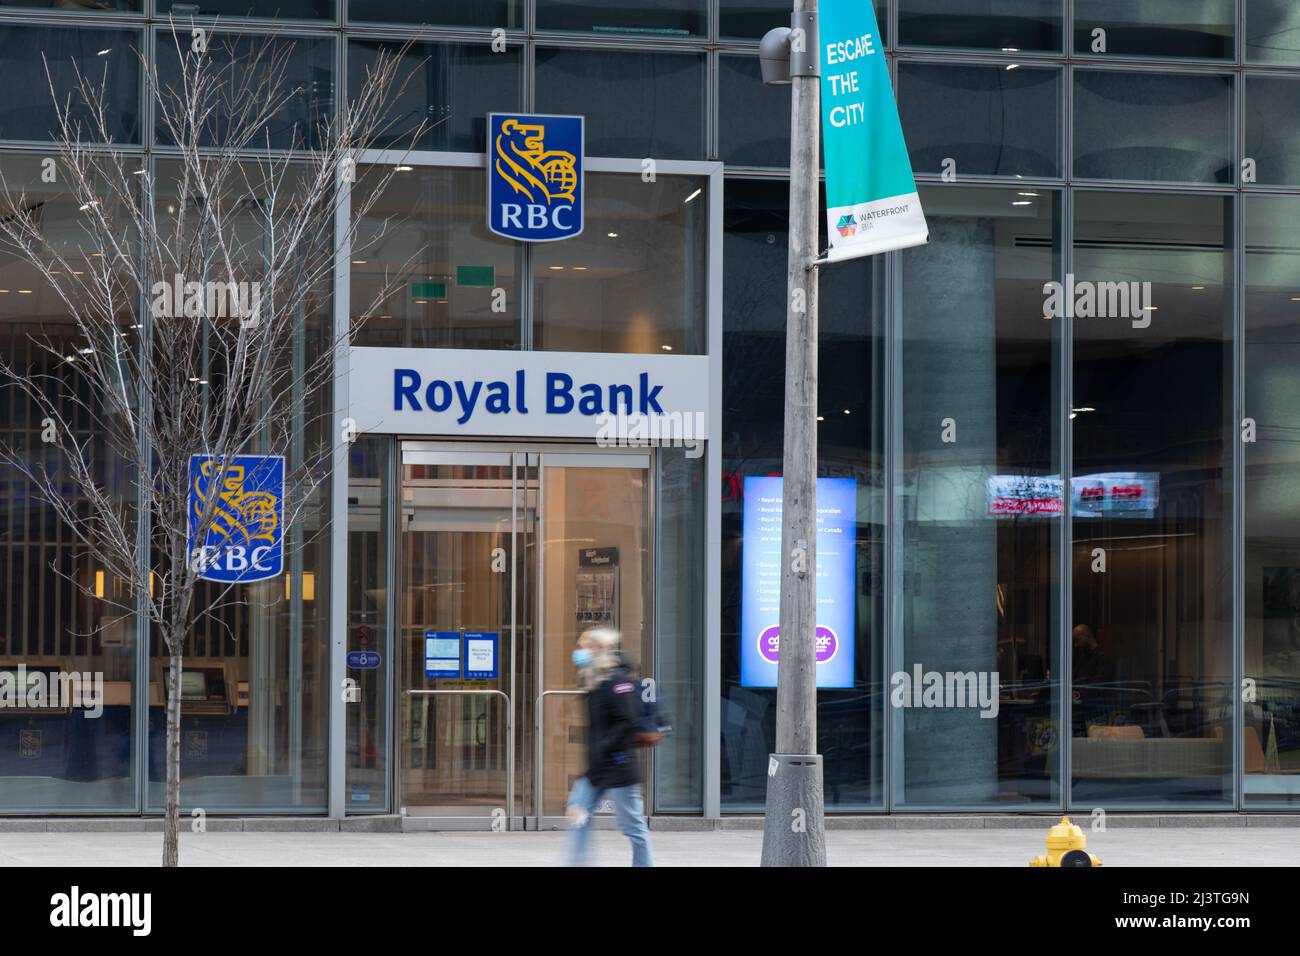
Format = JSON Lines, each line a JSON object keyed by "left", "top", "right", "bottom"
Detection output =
{"left": 393, "top": 440, "right": 652, "bottom": 831}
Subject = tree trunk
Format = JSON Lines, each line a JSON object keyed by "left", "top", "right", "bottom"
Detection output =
{"left": 163, "top": 644, "right": 184, "bottom": 867}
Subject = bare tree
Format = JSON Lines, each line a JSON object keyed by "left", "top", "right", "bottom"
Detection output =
{"left": 0, "top": 22, "right": 426, "bottom": 865}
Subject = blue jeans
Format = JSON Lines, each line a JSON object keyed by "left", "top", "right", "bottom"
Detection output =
{"left": 565, "top": 776, "right": 653, "bottom": 867}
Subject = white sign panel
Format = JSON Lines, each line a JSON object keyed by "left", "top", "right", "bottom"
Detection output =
{"left": 348, "top": 346, "right": 711, "bottom": 440}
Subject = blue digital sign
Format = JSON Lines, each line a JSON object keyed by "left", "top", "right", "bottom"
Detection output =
{"left": 424, "top": 631, "right": 461, "bottom": 678}
{"left": 463, "top": 632, "right": 499, "bottom": 680}
{"left": 740, "top": 476, "right": 856, "bottom": 689}
{"left": 488, "top": 113, "right": 584, "bottom": 242}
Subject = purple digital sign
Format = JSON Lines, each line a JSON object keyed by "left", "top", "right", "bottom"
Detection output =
{"left": 741, "top": 476, "right": 856, "bottom": 689}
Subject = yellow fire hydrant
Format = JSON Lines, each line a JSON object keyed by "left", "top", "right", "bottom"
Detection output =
{"left": 1029, "top": 815, "right": 1102, "bottom": 867}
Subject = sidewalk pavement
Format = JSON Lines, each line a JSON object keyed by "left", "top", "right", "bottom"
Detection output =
{"left": 0, "top": 826, "right": 1294, "bottom": 866}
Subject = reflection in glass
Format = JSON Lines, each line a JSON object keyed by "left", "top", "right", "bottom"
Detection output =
{"left": 896, "top": 186, "right": 1061, "bottom": 807}
{"left": 349, "top": 0, "right": 520, "bottom": 27}
{"left": 721, "top": 0, "right": 886, "bottom": 42}
{"left": 718, "top": 55, "right": 792, "bottom": 169}
{"left": 1071, "top": 191, "right": 1231, "bottom": 806}
{"left": 537, "top": 0, "right": 705, "bottom": 36}
{"left": 157, "top": 0, "right": 332, "bottom": 18}
{"left": 348, "top": 40, "right": 521, "bottom": 154}
{"left": 155, "top": 30, "right": 334, "bottom": 150}
{"left": 899, "top": 63, "right": 1060, "bottom": 179}
{"left": 1074, "top": 0, "right": 1233, "bottom": 58}
{"left": 720, "top": 179, "right": 884, "bottom": 811}
{"left": 899, "top": 0, "right": 1062, "bottom": 52}
{"left": 535, "top": 48, "right": 705, "bottom": 160}
{"left": 0, "top": 156, "right": 137, "bottom": 811}
{"left": 1074, "top": 70, "right": 1232, "bottom": 184}
{"left": 532, "top": 173, "right": 707, "bottom": 355}
{"left": 0, "top": 26, "right": 141, "bottom": 144}
{"left": 145, "top": 161, "right": 332, "bottom": 812}
{"left": 1244, "top": 76, "right": 1300, "bottom": 187}
{"left": 351, "top": 165, "right": 521, "bottom": 350}
{"left": 1247, "top": 0, "right": 1300, "bottom": 64}
{"left": 346, "top": 437, "right": 390, "bottom": 812}
{"left": 1245, "top": 195, "right": 1300, "bottom": 804}
{"left": 655, "top": 448, "right": 705, "bottom": 811}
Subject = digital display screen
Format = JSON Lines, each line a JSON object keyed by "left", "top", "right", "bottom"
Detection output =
{"left": 740, "top": 476, "right": 857, "bottom": 689}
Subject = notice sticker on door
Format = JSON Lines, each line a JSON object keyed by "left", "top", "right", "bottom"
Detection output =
{"left": 463, "top": 632, "right": 499, "bottom": 679}
{"left": 424, "top": 631, "right": 461, "bottom": 678}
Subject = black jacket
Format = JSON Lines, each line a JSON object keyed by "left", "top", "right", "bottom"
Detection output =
{"left": 584, "top": 663, "right": 643, "bottom": 789}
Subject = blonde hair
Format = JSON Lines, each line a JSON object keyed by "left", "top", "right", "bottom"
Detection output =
{"left": 578, "top": 627, "right": 622, "bottom": 690}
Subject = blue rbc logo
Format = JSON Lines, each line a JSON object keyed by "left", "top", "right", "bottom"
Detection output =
{"left": 187, "top": 454, "right": 285, "bottom": 584}
{"left": 488, "top": 113, "right": 584, "bottom": 242}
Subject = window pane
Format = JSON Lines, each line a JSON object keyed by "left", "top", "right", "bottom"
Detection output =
{"left": 722, "top": 0, "right": 886, "bottom": 43}
{"left": 1245, "top": 76, "right": 1300, "bottom": 187}
{"left": 654, "top": 447, "right": 706, "bottom": 811}
{"left": 896, "top": 186, "right": 1061, "bottom": 808}
{"left": 535, "top": 48, "right": 705, "bottom": 160}
{"left": 346, "top": 436, "right": 390, "bottom": 812}
{"left": 533, "top": 173, "right": 707, "bottom": 355}
{"left": 720, "top": 179, "right": 885, "bottom": 811}
{"left": 1247, "top": 0, "right": 1300, "bottom": 64}
{"left": 348, "top": 40, "right": 521, "bottom": 153}
{"left": 146, "top": 161, "right": 333, "bottom": 812}
{"left": 0, "top": 26, "right": 141, "bottom": 144}
{"left": 1071, "top": 191, "right": 1231, "bottom": 807}
{"left": 0, "top": 155, "right": 138, "bottom": 811}
{"left": 718, "top": 54, "right": 791, "bottom": 168}
{"left": 899, "top": 0, "right": 1062, "bottom": 52}
{"left": 537, "top": 0, "right": 705, "bottom": 37}
{"left": 1245, "top": 195, "right": 1300, "bottom": 805}
{"left": 352, "top": 166, "right": 521, "bottom": 351}
{"left": 155, "top": 31, "right": 334, "bottom": 150}
{"left": 899, "top": 62, "right": 1060, "bottom": 179}
{"left": 1074, "top": 0, "right": 1234, "bottom": 58}
{"left": 158, "top": 0, "right": 333, "bottom": 19}
{"left": 1074, "top": 70, "right": 1231, "bottom": 184}
{"left": 348, "top": 0, "right": 521, "bottom": 28}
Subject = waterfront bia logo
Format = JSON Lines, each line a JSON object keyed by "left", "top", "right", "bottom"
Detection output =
{"left": 488, "top": 113, "right": 584, "bottom": 242}
{"left": 187, "top": 454, "right": 284, "bottom": 584}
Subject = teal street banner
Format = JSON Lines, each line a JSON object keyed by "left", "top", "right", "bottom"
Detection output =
{"left": 819, "top": 0, "right": 928, "bottom": 263}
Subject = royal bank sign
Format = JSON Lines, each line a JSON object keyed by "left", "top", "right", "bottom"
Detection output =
{"left": 348, "top": 348, "right": 710, "bottom": 441}
{"left": 488, "top": 113, "right": 585, "bottom": 242}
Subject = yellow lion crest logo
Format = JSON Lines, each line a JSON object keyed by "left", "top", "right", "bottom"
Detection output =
{"left": 192, "top": 459, "right": 279, "bottom": 548}
{"left": 494, "top": 118, "right": 578, "bottom": 206}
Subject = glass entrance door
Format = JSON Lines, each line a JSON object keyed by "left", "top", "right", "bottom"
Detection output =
{"left": 396, "top": 444, "right": 651, "bottom": 829}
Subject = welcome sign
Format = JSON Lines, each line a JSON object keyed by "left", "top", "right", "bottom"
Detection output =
{"left": 820, "top": 0, "right": 928, "bottom": 262}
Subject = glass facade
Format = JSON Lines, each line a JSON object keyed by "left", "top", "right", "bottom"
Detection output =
{"left": 0, "top": 0, "right": 1297, "bottom": 818}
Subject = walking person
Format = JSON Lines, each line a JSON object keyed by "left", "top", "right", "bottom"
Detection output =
{"left": 565, "top": 627, "right": 653, "bottom": 867}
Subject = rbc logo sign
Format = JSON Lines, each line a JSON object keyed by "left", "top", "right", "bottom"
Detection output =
{"left": 488, "top": 113, "right": 584, "bottom": 242}
{"left": 187, "top": 454, "right": 284, "bottom": 584}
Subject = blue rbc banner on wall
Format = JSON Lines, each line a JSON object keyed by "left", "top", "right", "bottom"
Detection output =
{"left": 487, "top": 113, "right": 585, "bottom": 242}
{"left": 187, "top": 454, "right": 285, "bottom": 584}
{"left": 741, "top": 476, "right": 857, "bottom": 689}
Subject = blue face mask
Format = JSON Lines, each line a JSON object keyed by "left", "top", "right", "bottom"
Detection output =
{"left": 572, "top": 648, "right": 594, "bottom": 668}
